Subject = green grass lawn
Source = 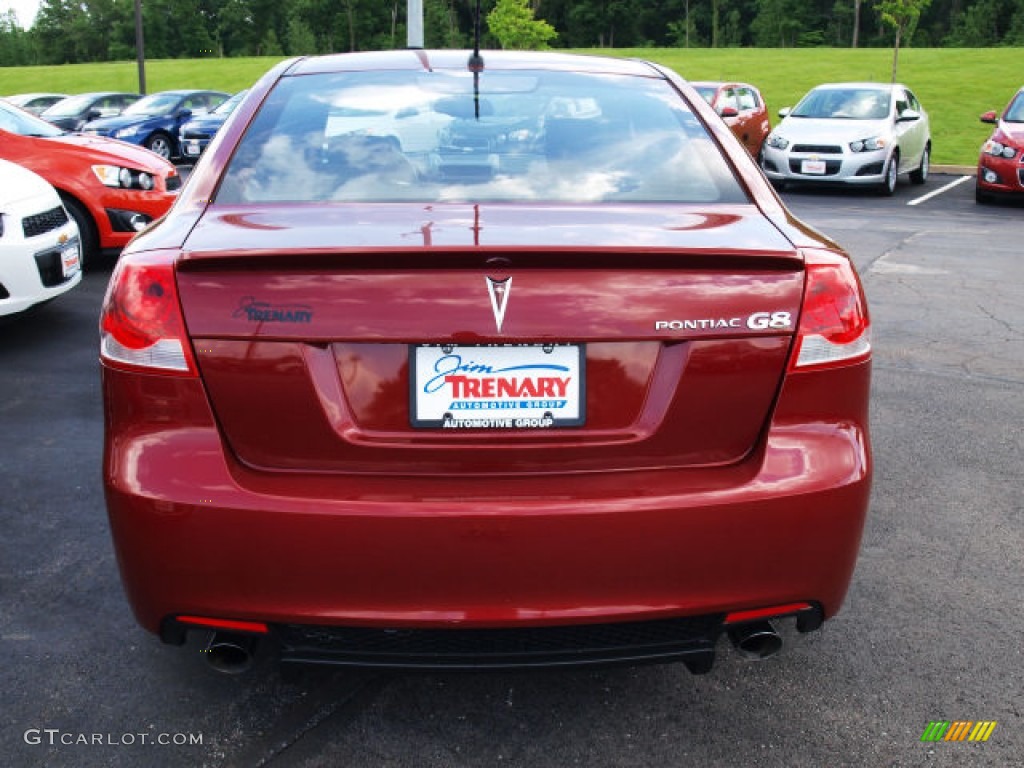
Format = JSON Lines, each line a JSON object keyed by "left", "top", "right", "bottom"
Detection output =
{"left": 2, "top": 48, "right": 1018, "bottom": 165}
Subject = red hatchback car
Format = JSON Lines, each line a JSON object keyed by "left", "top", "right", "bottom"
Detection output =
{"left": 0, "top": 99, "right": 180, "bottom": 265}
{"left": 691, "top": 81, "right": 771, "bottom": 159}
{"left": 101, "top": 50, "right": 872, "bottom": 675}
{"left": 976, "top": 86, "right": 1024, "bottom": 203}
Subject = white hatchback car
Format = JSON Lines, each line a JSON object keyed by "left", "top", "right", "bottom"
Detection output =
{"left": 0, "top": 158, "right": 81, "bottom": 317}
{"left": 761, "top": 82, "right": 931, "bottom": 196}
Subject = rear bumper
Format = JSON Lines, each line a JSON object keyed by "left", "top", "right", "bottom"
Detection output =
{"left": 103, "top": 358, "right": 871, "bottom": 654}
{"left": 163, "top": 606, "right": 824, "bottom": 672}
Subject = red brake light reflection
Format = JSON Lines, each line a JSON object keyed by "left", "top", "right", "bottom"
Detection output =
{"left": 100, "top": 255, "right": 196, "bottom": 375}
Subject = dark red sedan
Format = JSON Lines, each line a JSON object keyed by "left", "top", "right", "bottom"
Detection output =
{"left": 101, "top": 50, "right": 872, "bottom": 675}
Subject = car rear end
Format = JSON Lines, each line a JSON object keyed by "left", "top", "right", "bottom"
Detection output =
{"left": 100, "top": 51, "right": 871, "bottom": 674}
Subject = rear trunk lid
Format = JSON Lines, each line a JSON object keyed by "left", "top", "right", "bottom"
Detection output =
{"left": 176, "top": 203, "right": 803, "bottom": 475}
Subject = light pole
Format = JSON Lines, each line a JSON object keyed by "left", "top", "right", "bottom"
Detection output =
{"left": 134, "top": 0, "right": 146, "bottom": 94}
{"left": 407, "top": 0, "right": 423, "bottom": 48}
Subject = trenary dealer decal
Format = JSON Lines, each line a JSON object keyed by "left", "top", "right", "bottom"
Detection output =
{"left": 234, "top": 297, "right": 314, "bottom": 324}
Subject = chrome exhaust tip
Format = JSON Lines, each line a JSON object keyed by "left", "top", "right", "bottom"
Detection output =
{"left": 727, "top": 621, "right": 782, "bottom": 660}
{"left": 204, "top": 632, "right": 258, "bottom": 674}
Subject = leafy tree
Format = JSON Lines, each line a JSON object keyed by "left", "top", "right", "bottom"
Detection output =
{"left": 424, "top": 0, "right": 465, "bottom": 47}
{"left": 259, "top": 28, "right": 284, "bottom": 55}
{"left": 8, "top": 0, "right": 1024, "bottom": 66}
{"left": 876, "top": 0, "right": 932, "bottom": 81}
{"left": 1006, "top": 2, "right": 1024, "bottom": 42}
{"left": 751, "top": 0, "right": 811, "bottom": 46}
{"left": 944, "top": 0, "right": 1012, "bottom": 44}
{"left": 286, "top": 13, "right": 318, "bottom": 54}
{"left": 487, "top": 0, "right": 557, "bottom": 49}
{"left": 0, "top": 10, "right": 38, "bottom": 65}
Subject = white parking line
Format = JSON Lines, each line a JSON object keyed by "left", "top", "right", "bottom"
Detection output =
{"left": 907, "top": 175, "right": 972, "bottom": 207}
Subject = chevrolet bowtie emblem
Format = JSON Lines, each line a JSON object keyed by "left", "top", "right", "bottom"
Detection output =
{"left": 486, "top": 276, "right": 512, "bottom": 333}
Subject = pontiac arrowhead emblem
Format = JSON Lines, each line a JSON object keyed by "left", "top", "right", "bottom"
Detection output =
{"left": 486, "top": 276, "right": 512, "bottom": 333}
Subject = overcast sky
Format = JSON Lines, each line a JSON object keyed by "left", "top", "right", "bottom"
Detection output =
{"left": 3, "top": 0, "right": 41, "bottom": 28}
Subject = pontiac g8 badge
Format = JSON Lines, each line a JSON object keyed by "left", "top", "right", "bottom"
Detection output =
{"left": 486, "top": 276, "right": 512, "bottom": 333}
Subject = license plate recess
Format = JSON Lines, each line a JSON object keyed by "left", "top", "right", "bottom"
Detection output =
{"left": 410, "top": 344, "right": 585, "bottom": 429}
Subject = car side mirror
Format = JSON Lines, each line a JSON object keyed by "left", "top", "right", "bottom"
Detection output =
{"left": 979, "top": 110, "right": 998, "bottom": 124}
{"left": 719, "top": 106, "right": 739, "bottom": 118}
{"left": 778, "top": 107, "right": 791, "bottom": 118}
{"left": 177, "top": 108, "right": 193, "bottom": 121}
{"left": 86, "top": 109, "right": 101, "bottom": 121}
{"left": 896, "top": 109, "right": 920, "bottom": 123}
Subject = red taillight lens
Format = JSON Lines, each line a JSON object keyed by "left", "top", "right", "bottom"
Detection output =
{"left": 792, "top": 249, "right": 871, "bottom": 370}
{"left": 99, "top": 252, "right": 196, "bottom": 375}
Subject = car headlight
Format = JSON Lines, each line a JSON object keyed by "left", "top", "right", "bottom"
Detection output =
{"left": 849, "top": 136, "right": 887, "bottom": 153}
{"left": 114, "top": 126, "right": 140, "bottom": 138}
{"left": 982, "top": 139, "right": 1017, "bottom": 159}
{"left": 92, "top": 165, "right": 156, "bottom": 191}
{"left": 766, "top": 132, "right": 789, "bottom": 150}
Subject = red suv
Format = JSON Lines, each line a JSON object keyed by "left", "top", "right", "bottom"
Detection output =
{"left": 692, "top": 81, "right": 771, "bottom": 160}
{"left": 0, "top": 99, "right": 179, "bottom": 265}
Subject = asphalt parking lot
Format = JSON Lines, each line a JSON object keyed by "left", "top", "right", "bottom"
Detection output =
{"left": 2, "top": 172, "right": 1022, "bottom": 767}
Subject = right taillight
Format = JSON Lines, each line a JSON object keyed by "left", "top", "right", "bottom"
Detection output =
{"left": 99, "top": 250, "right": 197, "bottom": 376}
{"left": 791, "top": 248, "right": 871, "bottom": 370}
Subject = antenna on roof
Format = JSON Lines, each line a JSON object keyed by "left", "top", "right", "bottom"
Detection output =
{"left": 468, "top": 0, "right": 484, "bottom": 120}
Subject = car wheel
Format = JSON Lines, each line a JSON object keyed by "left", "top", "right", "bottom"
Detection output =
{"left": 58, "top": 193, "right": 98, "bottom": 270}
{"left": 145, "top": 132, "right": 174, "bottom": 160}
{"left": 910, "top": 145, "right": 930, "bottom": 185}
{"left": 880, "top": 151, "right": 898, "bottom": 196}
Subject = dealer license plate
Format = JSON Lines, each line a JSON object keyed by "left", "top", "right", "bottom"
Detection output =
{"left": 61, "top": 242, "right": 81, "bottom": 278}
{"left": 184, "top": 141, "right": 201, "bottom": 156}
{"left": 801, "top": 158, "right": 827, "bottom": 175}
{"left": 410, "top": 344, "right": 585, "bottom": 429}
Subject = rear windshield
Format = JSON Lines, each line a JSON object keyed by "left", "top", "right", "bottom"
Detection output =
{"left": 216, "top": 69, "right": 748, "bottom": 205}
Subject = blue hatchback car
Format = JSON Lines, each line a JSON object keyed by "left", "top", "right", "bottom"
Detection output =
{"left": 83, "top": 90, "right": 229, "bottom": 160}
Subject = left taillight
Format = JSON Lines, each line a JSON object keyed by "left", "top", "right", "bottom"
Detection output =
{"left": 99, "top": 251, "right": 197, "bottom": 376}
{"left": 791, "top": 248, "right": 871, "bottom": 370}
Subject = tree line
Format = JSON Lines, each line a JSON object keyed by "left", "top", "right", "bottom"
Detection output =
{"left": 1, "top": 0, "right": 1023, "bottom": 68}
